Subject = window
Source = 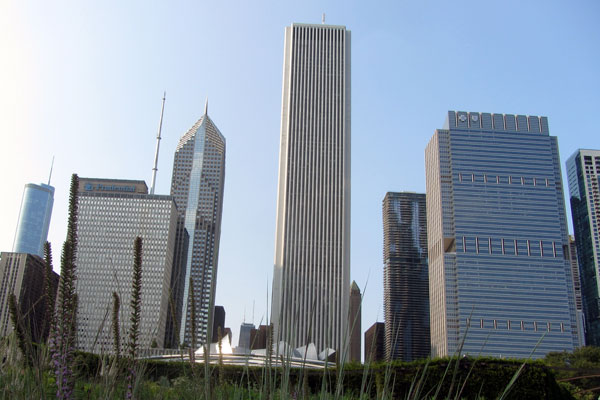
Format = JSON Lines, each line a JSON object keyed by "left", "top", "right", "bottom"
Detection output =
{"left": 540, "top": 240, "right": 544, "bottom": 257}
{"left": 515, "top": 239, "right": 519, "bottom": 256}
{"left": 476, "top": 237, "right": 480, "bottom": 254}
{"left": 501, "top": 238, "right": 506, "bottom": 255}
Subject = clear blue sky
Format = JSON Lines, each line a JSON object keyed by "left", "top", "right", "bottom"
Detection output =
{"left": 1, "top": 0, "right": 599, "bottom": 350}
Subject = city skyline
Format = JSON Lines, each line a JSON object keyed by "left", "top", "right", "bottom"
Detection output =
{"left": 1, "top": 1, "right": 598, "bottom": 348}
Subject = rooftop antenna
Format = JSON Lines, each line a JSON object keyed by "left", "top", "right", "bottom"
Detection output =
{"left": 47, "top": 156, "right": 55, "bottom": 185}
{"left": 322, "top": 13, "right": 325, "bottom": 24}
{"left": 150, "top": 91, "right": 166, "bottom": 195}
{"left": 204, "top": 97, "right": 208, "bottom": 116}
{"left": 252, "top": 299, "right": 255, "bottom": 326}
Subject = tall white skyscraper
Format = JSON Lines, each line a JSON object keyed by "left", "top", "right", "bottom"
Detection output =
{"left": 271, "top": 23, "right": 351, "bottom": 355}
{"left": 170, "top": 105, "right": 226, "bottom": 346}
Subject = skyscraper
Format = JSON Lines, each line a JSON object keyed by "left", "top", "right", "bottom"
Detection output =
{"left": 170, "top": 105, "right": 226, "bottom": 346}
{"left": 75, "top": 178, "right": 180, "bottom": 352}
{"left": 383, "top": 192, "right": 430, "bottom": 361}
{"left": 567, "top": 149, "right": 600, "bottom": 345}
{"left": 271, "top": 23, "right": 351, "bottom": 355}
{"left": 13, "top": 183, "right": 54, "bottom": 258}
{"left": 425, "top": 111, "right": 578, "bottom": 359}
{"left": 0, "top": 252, "right": 59, "bottom": 342}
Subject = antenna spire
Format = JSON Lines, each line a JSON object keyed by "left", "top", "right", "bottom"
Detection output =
{"left": 322, "top": 13, "right": 325, "bottom": 24}
{"left": 150, "top": 91, "right": 166, "bottom": 195}
{"left": 204, "top": 97, "right": 208, "bottom": 116}
{"left": 48, "top": 156, "right": 55, "bottom": 185}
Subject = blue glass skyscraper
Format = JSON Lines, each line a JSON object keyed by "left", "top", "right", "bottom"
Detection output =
{"left": 567, "top": 149, "right": 600, "bottom": 345}
{"left": 425, "top": 111, "right": 578, "bottom": 359}
{"left": 13, "top": 183, "right": 55, "bottom": 258}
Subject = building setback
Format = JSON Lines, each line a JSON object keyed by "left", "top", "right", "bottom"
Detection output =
{"left": 170, "top": 105, "right": 226, "bottom": 346}
{"left": 567, "top": 149, "right": 600, "bottom": 345}
{"left": 0, "top": 252, "right": 59, "bottom": 342}
{"left": 425, "top": 111, "right": 578, "bottom": 359}
{"left": 383, "top": 192, "right": 430, "bottom": 361}
{"left": 271, "top": 23, "right": 351, "bottom": 356}
{"left": 75, "top": 178, "right": 180, "bottom": 353}
{"left": 13, "top": 183, "right": 54, "bottom": 258}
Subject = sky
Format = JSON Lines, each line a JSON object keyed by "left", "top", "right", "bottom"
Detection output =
{"left": 1, "top": 0, "right": 599, "bottom": 352}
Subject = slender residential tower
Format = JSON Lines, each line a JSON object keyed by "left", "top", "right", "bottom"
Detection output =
{"left": 383, "top": 192, "right": 430, "bottom": 361}
{"left": 425, "top": 111, "right": 578, "bottom": 359}
{"left": 271, "top": 23, "right": 351, "bottom": 356}
{"left": 567, "top": 149, "right": 600, "bottom": 345}
{"left": 170, "top": 103, "right": 226, "bottom": 346}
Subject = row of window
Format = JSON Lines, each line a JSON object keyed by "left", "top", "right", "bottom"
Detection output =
{"left": 458, "top": 173, "right": 551, "bottom": 187}
{"left": 466, "top": 317, "right": 565, "bottom": 333}
{"left": 460, "top": 236, "right": 560, "bottom": 257}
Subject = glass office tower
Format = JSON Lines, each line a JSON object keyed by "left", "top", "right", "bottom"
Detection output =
{"left": 425, "top": 111, "right": 578, "bottom": 359}
{"left": 170, "top": 106, "right": 226, "bottom": 347}
{"left": 383, "top": 192, "right": 430, "bottom": 361}
{"left": 13, "top": 183, "right": 54, "bottom": 257}
{"left": 271, "top": 23, "right": 351, "bottom": 356}
{"left": 567, "top": 149, "right": 600, "bottom": 345}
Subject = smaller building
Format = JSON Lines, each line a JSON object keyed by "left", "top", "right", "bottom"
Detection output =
{"left": 0, "top": 252, "right": 59, "bottom": 342}
{"left": 75, "top": 178, "right": 182, "bottom": 353}
{"left": 250, "top": 325, "right": 269, "bottom": 350}
{"left": 364, "top": 322, "right": 385, "bottom": 363}
{"left": 13, "top": 183, "right": 54, "bottom": 258}
{"left": 212, "top": 305, "right": 226, "bottom": 343}
{"left": 238, "top": 322, "right": 255, "bottom": 349}
{"left": 349, "top": 281, "right": 361, "bottom": 362}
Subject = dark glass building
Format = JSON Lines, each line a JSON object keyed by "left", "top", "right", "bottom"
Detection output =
{"left": 567, "top": 149, "right": 600, "bottom": 345}
{"left": 383, "top": 192, "right": 430, "bottom": 361}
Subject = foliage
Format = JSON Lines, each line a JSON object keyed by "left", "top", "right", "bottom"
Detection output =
{"left": 49, "top": 173, "right": 80, "bottom": 400}
{"left": 112, "top": 292, "right": 121, "bottom": 359}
